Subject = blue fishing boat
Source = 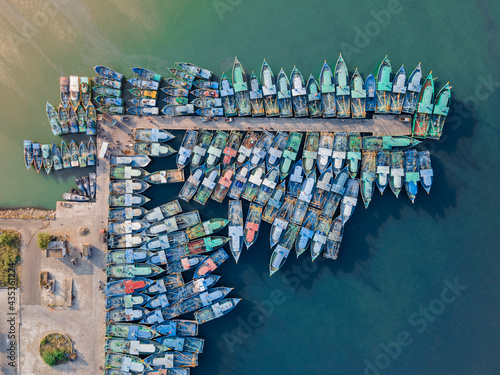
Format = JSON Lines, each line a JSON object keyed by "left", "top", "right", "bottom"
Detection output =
{"left": 402, "top": 63, "right": 422, "bottom": 114}
{"left": 131, "top": 67, "right": 162, "bottom": 82}
{"left": 94, "top": 65, "right": 123, "bottom": 81}
{"left": 365, "top": 74, "right": 376, "bottom": 112}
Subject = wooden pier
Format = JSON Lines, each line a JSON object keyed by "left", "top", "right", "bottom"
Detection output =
{"left": 102, "top": 114, "right": 412, "bottom": 136}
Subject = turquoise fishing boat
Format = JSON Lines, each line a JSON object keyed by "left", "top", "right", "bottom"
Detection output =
{"left": 220, "top": 73, "right": 238, "bottom": 117}
{"left": 350, "top": 69, "right": 366, "bottom": 119}
{"left": 319, "top": 60, "right": 336, "bottom": 117}
{"left": 260, "top": 59, "right": 279, "bottom": 117}
{"left": 232, "top": 57, "right": 251, "bottom": 116}
{"left": 412, "top": 72, "right": 435, "bottom": 138}
{"left": 375, "top": 56, "right": 393, "bottom": 114}
{"left": 276, "top": 68, "right": 293, "bottom": 117}
{"left": 334, "top": 54, "right": 350, "bottom": 118}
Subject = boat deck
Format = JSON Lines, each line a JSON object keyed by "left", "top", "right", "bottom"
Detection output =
{"left": 102, "top": 114, "right": 412, "bottom": 136}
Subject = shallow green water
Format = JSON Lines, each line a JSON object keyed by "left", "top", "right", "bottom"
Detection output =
{"left": 1, "top": 1, "right": 500, "bottom": 374}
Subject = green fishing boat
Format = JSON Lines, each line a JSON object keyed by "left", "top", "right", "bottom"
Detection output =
{"left": 279, "top": 132, "right": 302, "bottom": 179}
{"left": 110, "top": 166, "right": 147, "bottom": 180}
{"left": 249, "top": 72, "right": 265, "bottom": 116}
{"left": 412, "top": 71, "right": 435, "bottom": 138}
{"left": 46, "top": 102, "right": 62, "bottom": 136}
{"left": 306, "top": 74, "right": 322, "bottom": 117}
{"left": 319, "top": 60, "right": 336, "bottom": 118}
{"left": 78, "top": 141, "right": 88, "bottom": 167}
{"left": 190, "top": 130, "right": 213, "bottom": 172}
{"left": 232, "top": 57, "right": 251, "bottom": 116}
{"left": 302, "top": 132, "right": 319, "bottom": 175}
{"left": 184, "top": 236, "right": 229, "bottom": 255}
{"left": 60, "top": 140, "right": 71, "bottom": 169}
{"left": 133, "top": 143, "right": 176, "bottom": 157}
{"left": 347, "top": 133, "right": 362, "bottom": 178}
{"left": 262, "top": 181, "right": 287, "bottom": 224}
{"left": 277, "top": 68, "right": 293, "bottom": 117}
{"left": 269, "top": 195, "right": 296, "bottom": 247}
{"left": 260, "top": 59, "right": 280, "bottom": 117}
{"left": 220, "top": 73, "right": 238, "bottom": 117}
{"left": 86, "top": 103, "right": 97, "bottom": 135}
{"left": 206, "top": 130, "right": 229, "bottom": 169}
{"left": 58, "top": 104, "right": 70, "bottom": 134}
{"left": 104, "top": 338, "right": 167, "bottom": 356}
{"left": 332, "top": 132, "right": 347, "bottom": 175}
{"left": 93, "top": 85, "right": 121, "bottom": 97}
{"left": 41, "top": 144, "right": 52, "bottom": 174}
{"left": 129, "top": 88, "right": 158, "bottom": 98}
{"left": 362, "top": 136, "right": 420, "bottom": 150}
{"left": 335, "top": 54, "right": 351, "bottom": 118}
{"left": 193, "top": 165, "right": 220, "bottom": 205}
{"left": 241, "top": 162, "right": 266, "bottom": 202}
{"left": 375, "top": 55, "right": 393, "bottom": 114}
{"left": 389, "top": 65, "right": 407, "bottom": 114}
{"left": 70, "top": 140, "right": 79, "bottom": 167}
{"left": 389, "top": 150, "right": 404, "bottom": 198}
{"left": 255, "top": 165, "right": 280, "bottom": 206}
{"left": 106, "top": 323, "right": 158, "bottom": 340}
{"left": 106, "top": 263, "right": 164, "bottom": 279}
{"left": 427, "top": 82, "right": 451, "bottom": 140}
{"left": 143, "top": 170, "right": 184, "bottom": 185}
{"left": 108, "top": 194, "right": 150, "bottom": 207}
{"left": 51, "top": 142, "right": 63, "bottom": 171}
{"left": 76, "top": 104, "right": 86, "bottom": 133}
{"left": 269, "top": 223, "right": 300, "bottom": 276}
{"left": 360, "top": 150, "right": 376, "bottom": 208}
{"left": 290, "top": 66, "right": 309, "bottom": 117}
{"left": 350, "top": 69, "right": 366, "bottom": 118}
{"left": 310, "top": 216, "right": 332, "bottom": 261}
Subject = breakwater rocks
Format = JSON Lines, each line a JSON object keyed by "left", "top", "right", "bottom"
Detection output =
{"left": 0, "top": 208, "right": 55, "bottom": 220}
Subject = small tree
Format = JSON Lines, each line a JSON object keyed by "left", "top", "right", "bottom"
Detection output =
{"left": 37, "top": 232, "right": 53, "bottom": 250}
{"left": 0, "top": 230, "right": 20, "bottom": 248}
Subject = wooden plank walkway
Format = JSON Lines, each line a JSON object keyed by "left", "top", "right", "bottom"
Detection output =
{"left": 102, "top": 114, "right": 412, "bottom": 136}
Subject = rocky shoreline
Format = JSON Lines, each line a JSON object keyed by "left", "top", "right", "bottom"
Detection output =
{"left": 0, "top": 208, "right": 55, "bottom": 220}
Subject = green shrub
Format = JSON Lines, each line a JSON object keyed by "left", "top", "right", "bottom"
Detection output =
{"left": 0, "top": 231, "right": 20, "bottom": 247}
{"left": 42, "top": 349, "right": 67, "bottom": 366}
{"left": 37, "top": 232, "right": 53, "bottom": 250}
{"left": 0, "top": 230, "right": 20, "bottom": 287}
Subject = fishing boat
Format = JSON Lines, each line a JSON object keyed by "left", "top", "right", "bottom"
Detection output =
{"left": 94, "top": 65, "right": 123, "bottom": 81}
{"left": 176, "top": 62, "right": 212, "bottom": 80}
{"left": 108, "top": 234, "right": 151, "bottom": 250}
{"left": 319, "top": 189, "right": 342, "bottom": 218}
{"left": 335, "top": 54, "right": 351, "bottom": 118}
{"left": 375, "top": 56, "right": 393, "bottom": 114}
{"left": 193, "top": 249, "right": 229, "bottom": 279}
{"left": 107, "top": 248, "right": 152, "bottom": 263}
{"left": 156, "top": 337, "right": 205, "bottom": 354}
{"left": 166, "top": 77, "right": 192, "bottom": 90}
{"left": 87, "top": 138, "right": 96, "bottom": 166}
{"left": 108, "top": 194, "right": 150, "bottom": 207}
{"left": 109, "top": 180, "right": 150, "bottom": 195}
{"left": 46, "top": 102, "right": 62, "bottom": 136}
{"left": 389, "top": 65, "right": 407, "bottom": 114}
{"left": 269, "top": 195, "right": 296, "bottom": 247}
{"left": 350, "top": 69, "right": 366, "bottom": 118}
{"left": 340, "top": 178, "right": 360, "bottom": 223}
{"left": 212, "top": 164, "right": 236, "bottom": 203}
{"left": 68, "top": 106, "right": 78, "bottom": 133}
{"left": 51, "top": 143, "right": 63, "bottom": 171}
{"left": 290, "top": 66, "right": 309, "bottom": 117}
{"left": 404, "top": 149, "right": 419, "bottom": 203}
{"left": 195, "top": 107, "right": 224, "bottom": 117}
{"left": 194, "top": 298, "right": 240, "bottom": 324}
{"left": 244, "top": 203, "right": 263, "bottom": 249}
{"left": 60, "top": 77, "right": 70, "bottom": 108}
{"left": 402, "top": 63, "right": 423, "bottom": 114}
{"left": 105, "top": 277, "right": 153, "bottom": 296}
{"left": 302, "top": 132, "right": 319, "bottom": 175}
{"left": 412, "top": 72, "right": 435, "bottom": 138}
{"left": 269, "top": 223, "right": 300, "bottom": 276}
{"left": 375, "top": 150, "right": 390, "bottom": 194}
{"left": 186, "top": 218, "right": 228, "bottom": 241}
{"left": 134, "top": 128, "right": 175, "bottom": 143}
{"left": 127, "top": 106, "right": 159, "bottom": 116}
{"left": 260, "top": 59, "right": 279, "bottom": 117}
{"left": 249, "top": 131, "right": 273, "bottom": 170}
{"left": 262, "top": 180, "right": 287, "bottom": 223}
{"left": 287, "top": 160, "right": 305, "bottom": 198}
{"left": 324, "top": 216, "right": 344, "bottom": 259}
{"left": 143, "top": 274, "right": 185, "bottom": 296}
{"left": 141, "top": 232, "right": 189, "bottom": 252}
{"left": 276, "top": 68, "right": 293, "bottom": 117}
{"left": 143, "top": 170, "right": 184, "bottom": 185}
{"left": 63, "top": 193, "right": 89, "bottom": 202}
{"left": 191, "top": 88, "right": 219, "bottom": 98}
{"left": 255, "top": 166, "right": 280, "bottom": 206}
{"left": 163, "top": 96, "right": 188, "bottom": 105}
{"left": 428, "top": 83, "right": 451, "bottom": 139}
{"left": 89, "top": 95, "right": 120, "bottom": 106}
{"left": 347, "top": 133, "right": 362, "bottom": 178}
{"left": 78, "top": 141, "right": 88, "bottom": 167}
{"left": 365, "top": 73, "right": 376, "bottom": 112}
{"left": 130, "top": 88, "right": 158, "bottom": 98}
{"left": 305, "top": 74, "right": 322, "bottom": 117}
{"left": 161, "top": 104, "right": 194, "bottom": 117}
{"left": 69, "top": 140, "right": 79, "bottom": 167}
{"left": 193, "top": 80, "right": 219, "bottom": 90}
{"left": 41, "top": 144, "right": 52, "bottom": 174}
{"left": 82, "top": 176, "right": 91, "bottom": 196}
{"left": 110, "top": 166, "right": 147, "bottom": 180}
{"left": 80, "top": 77, "right": 91, "bottom": 108}
{"left": 389, "top": 150, "right": 404, "bottom": 197}
{"left": 279, "top": 132, "right": 302, "bottom": 179}
{"left": 105, "top": 353, "right": 150, "bottom": 373}
{"left": 105, "top": 338, "right": 166, "bottom": 356}
{"left": 142, "top": 201, "right": 182, "bottom": 225}
{"left": 58, "top": 104, "right": 70, "bottom": 134}
{"left": 192, "top": 97, "right": 222, "bottom": 108}
{"left": 69, "top": 76, "right": 80, "bottom": 109}
{"left": 241, "top": 162, "right": 266, "bottom": 202}
{"left": 332, "top": 132, "right": 348, "bottom": 175}
{"left": 109, "top": 207, "right": 147, "bottom": 222}
{"left": 236, "top": 132, "right": 260, "bottom": 167}
{"left": 86, "top": 104, "right": 96, "bottom": 135}
{"left": 23, "top": 140, "right": 33, "bottom": 170}
{"left": 228, "top": 200, "right": 244, "bottom": 263}
{"left": 89, "top": 172, "right": 96, "bottom": 199}
{"left": 266, "top": 132, "right": 289, "bottom": 171}
{"left": 220, "top": 73, "right": 238, "bottom": 117}
{"left": 111, "top": 152, "right": 152, "bottom": 166}
{"left": 311, "top": 166, "right": 334, "bottom": 208}
{"left": 291, "top": 171, "right": 317, "bottom": 225}
{"left": 206, "top": 131, "right": 229, "bottom": 169}
{"left": 131, "top": 67, "right": 161, "bottom": 82}
{"left": 193, "top": 165, "right": 220, "bottom": 205}
{"left": 418, "top": 151, "right": 433, "bottom": 193}
{"left": 248, "top": 72, "right": 265, "bottom": 116}
{"left": 362, "top": 136, "right": 421, "bottom": 151}
{"left": 97, "top": 105, "right": 124, "bottom": 115}
{"left": 232, "top": 57, "right": 251, "bottom": 116}
{"left": 106, "top": 323, "right": 158, "bottom": 340}
{"left": 295, "top": 207, "right": 321, "bottom": 257}
{"left": 144, "top": 212, "right": 201, "bottom": 237}
{"left": 310, "top": 216, "right": 332, "bottom": 261}
{"left": 360, "top": 151, "right": 376, "bottom": 208}
{"left": 92, "top": 76, "right": 122, "bottom": 89}
{"left": 316, "top": 132, "right": 334, "bottom": 173}
{"left": 163, "top": 275, "right": 218, "bottom": 304}
{"left": 144, "top": 351, "right": 198, "bottom": 369}
{"left": 128, "top": 78, "right": 160, "bottom": 90}
{"left": 319, "top": 60, "right": 336, "bottom": 118}
{"left": 227, "top": 162, "right": 251, "bottom": 200}
{"left": 133, "top": 143, "right": 176, "bottom": 157}
{"left": 152, "top": 319, "right": 198, "bottom": 338}
{"left": 60, "top": 141, "right": 71, "bottom": 169}
{"left": 93, "top": 85, "right": 121, "bottom": 97}
{"left": 76, "top": 104, "right": 87, "bottom": 133}
{"left": 221, "top": 131, "right": 242, "bottom": 168}
{"left": 179, "top": 167, "right": 206, "bottom": 202}
{"left": 184, "top": 237, "right": 229, "bottom": 256}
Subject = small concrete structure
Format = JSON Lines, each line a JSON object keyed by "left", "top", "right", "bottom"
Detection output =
{"left": 46, "top": 240, "right": 67, "bottom": 258}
